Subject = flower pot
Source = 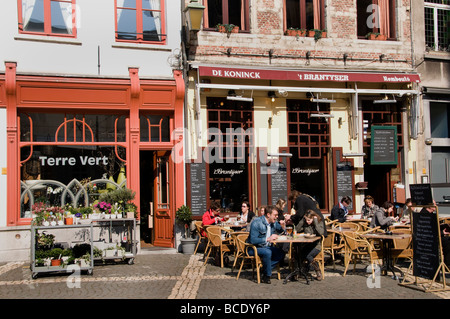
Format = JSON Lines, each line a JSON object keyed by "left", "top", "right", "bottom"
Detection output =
{"left": 51, "top": 259, "right": 62, "bottom": 266}
{"left": 65, "top": 217, "right": 73, "bottom": 225}
{"left": 127, "top": 212, "right": 135, "bottom": 219}
{"left": 117, "top": 214, "right": 123, "bottom": 219}
{"left": 58, "top": 220, "right": 64, "bottom": 226}
{"left": 180, "top": 237, "right": 197, "bottom": 255}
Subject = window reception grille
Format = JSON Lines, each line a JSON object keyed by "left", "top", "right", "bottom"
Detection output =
{"left": 287, "top": 100, "right": 331, "bottom": 159}
{"left": 19, "top": 112, "right": 127, "bottom": 219}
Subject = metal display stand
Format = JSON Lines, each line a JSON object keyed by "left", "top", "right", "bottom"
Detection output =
{"left": 92, "top": 218, "right": 137, "bottom": 265}
{"left": 30, "top": 224, "right": 94, "bottom": 279}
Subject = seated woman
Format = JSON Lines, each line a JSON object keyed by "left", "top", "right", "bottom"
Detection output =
{"left": 369, "top": 201, "right": 398, "bottom": 230}
{"left": 295, "top": 209, "right": 325, "bottom": 281}
{"left": 361, "top": 195, "right": 379, "bottom": 220}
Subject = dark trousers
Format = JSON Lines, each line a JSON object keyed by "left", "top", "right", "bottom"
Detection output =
{"left": 248, "top": 246, "right": 285, "bottom": 277}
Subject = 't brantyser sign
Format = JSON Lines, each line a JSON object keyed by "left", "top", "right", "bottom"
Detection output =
{"left": 199, "top": 66, "right": 421, "bottom": 83}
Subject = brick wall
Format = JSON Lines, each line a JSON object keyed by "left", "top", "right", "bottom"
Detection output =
{"left": 189, "top": 0, "right": 413, "bottom": 72}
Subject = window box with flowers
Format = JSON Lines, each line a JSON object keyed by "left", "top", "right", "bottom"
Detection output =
{"left": 285, "top": 28, "right": 307, "bottom": 37}
{"left": 366, "top": 32, "right": 387, "bottom": 41}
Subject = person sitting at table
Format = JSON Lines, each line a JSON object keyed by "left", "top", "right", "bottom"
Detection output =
{"left": 288, "top": 191, "right": 327, "bottom": 237}
{"left": 257, "top": 206, "right": 266, "bottom": 217}
{"left": 369, "top": 201, "right": 398, "bottom": 230}
{"left": 295, "top": 209, "right": 325, "bottom": 281}
{"left": 361, "top": 195, "right": 378, "bottom": 220}
{"left": 275, "top": 198, "right": 287, "bottom": 222}
{"left": 330, "top": 196, "right": 353, "bottom": 223}
{"left": 239, "top": 201, "right": 255, "bottom": 224}
{"left": 201, "top": 202, "right": 223, "bottom": 236}
{"left": 399, "top": 198, "right": 413, "bottom": 223}
{"left": 247, "top": 205, "right": 286, "bottom": 284}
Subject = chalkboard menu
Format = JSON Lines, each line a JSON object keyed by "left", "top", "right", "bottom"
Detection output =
{"left": 412, "top": 210, "right": 441, "bottom": 280}
{"left": 270, "top": 159, "right": 288, "bottom": 208}
{"left": 410, "top": 184, "right": 433, "bottom": 206}
{"left": 333, "top": 148, "right": 354, "bottom": 212}
{"left": 370, "top": 125, "right": 398, "bottom": 165}
{"left": 188, "top": 162, "right": 207, "bottom": 216}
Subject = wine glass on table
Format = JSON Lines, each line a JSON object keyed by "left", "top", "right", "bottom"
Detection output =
{"left": 286, "top": 226, "right": 293, "bottom": 237}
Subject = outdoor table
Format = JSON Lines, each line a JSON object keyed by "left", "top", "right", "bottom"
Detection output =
{"left": 361, "top": 232, "right": 412, "bottom": 280}
{"left": 275, "top": 235, "right": 321, "bottom": 285}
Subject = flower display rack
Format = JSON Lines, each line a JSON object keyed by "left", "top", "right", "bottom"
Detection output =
{"left": 30, "top": 224, "right": 94, "bottom": 279}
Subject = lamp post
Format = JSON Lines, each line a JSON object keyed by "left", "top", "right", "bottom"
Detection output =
{"left": 184, "top": 0, "right": 205, "bottom": 32}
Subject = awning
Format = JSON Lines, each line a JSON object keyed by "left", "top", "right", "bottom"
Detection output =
{"left": 198, "top": 65, "right": 421, "bottom": 83}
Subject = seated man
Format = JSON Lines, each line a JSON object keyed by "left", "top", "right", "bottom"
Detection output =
{"left": 330, "top": 196, "right": 353, "bottom": 223}
{"left": 247, "top": 205, "right": 286, "bottom": 284}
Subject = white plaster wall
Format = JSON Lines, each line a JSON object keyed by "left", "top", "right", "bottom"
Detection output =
{"left": 0, "top": 0, "right": 182, "bottom": 78}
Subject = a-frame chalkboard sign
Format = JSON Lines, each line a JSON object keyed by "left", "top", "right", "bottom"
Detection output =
{"left": 399, "top": 204, "right": 450, "bottom": 292}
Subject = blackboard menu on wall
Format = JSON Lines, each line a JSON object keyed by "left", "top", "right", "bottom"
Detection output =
{"left": 188, "top": 162, "right": 207, "bottom": 216}
{"left": 370, "top": 125, "right": 398, "bottom": 165}
{"left": 270, "top": 159, "right": 288, "bottom": 208}
{"left": 412, "top": 210, "right": 440, "bottom": 280}
{"left": 410, "top": 184, "right": 433, "bottom": 206}
{"left": 333, "top": 148, "right": 354, "bottom": 212}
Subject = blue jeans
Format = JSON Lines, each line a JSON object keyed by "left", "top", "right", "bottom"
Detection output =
{"left": 248, "top": 246, "right": 285, "bottom": 277}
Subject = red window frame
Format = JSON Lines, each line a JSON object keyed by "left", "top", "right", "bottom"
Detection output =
{"left": 203, "top": 0, "right": 250, "bottom": 32}
{"left": 115, "top": 0, "right": 166, "bottom": 44}
{"left": 18, "top": 0, "right": 77, "bottom": 38}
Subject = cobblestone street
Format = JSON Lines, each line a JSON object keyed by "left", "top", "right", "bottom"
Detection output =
{"left": 1, "top": 251, "right": 448, "bottom": 301}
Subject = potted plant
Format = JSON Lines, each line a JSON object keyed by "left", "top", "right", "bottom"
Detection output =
{"left": 285, "top": 27, "right": 306, "bottom": 37}
{"left": 366, "top": 32, "right": 386, "bottom": 41}
{"left": 49, "top": 248, "right": 64, "bottom": 266}
{"left": 175, "top": 205, "right": 197, "bottom": 254}
{"left": 308, "top": 29, "right": 327, "bottom": 42}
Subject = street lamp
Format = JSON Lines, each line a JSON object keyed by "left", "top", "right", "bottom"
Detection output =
{"left": 184, "top": 0, "right": 205, "bottom": 32}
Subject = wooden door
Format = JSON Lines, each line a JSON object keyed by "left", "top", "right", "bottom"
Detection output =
{"left": 152, "top": 151, "right": 173, "bottom": 247}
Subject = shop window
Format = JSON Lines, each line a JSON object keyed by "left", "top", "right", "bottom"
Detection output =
{"left": 140, "top": 114, "right": 171, "bottom": 142}
{"left": 357, "top": 0, "right": 396, "bottom": 40}
{"left": 430, "top": 102, "right": 450, "bottom": 138}
{"left": 203, "top": 0, "right": 249, "bottom": 32}
{"left": 207, "top": 97, "right": 253, "bottom": 212}
{"left": 284, "top": 0, "right": 325, "bottom": 31}
{"left": 18, "top": 0, "right": 77, "bottom": 36}
{"left": 425, "top": 1, "right": 450, "bottom": 52}
{"left": 19, "top": 112, "right": 127, "bottom": 219}
{"left": 115, "top": 0, "right": 166, "bottom": 43}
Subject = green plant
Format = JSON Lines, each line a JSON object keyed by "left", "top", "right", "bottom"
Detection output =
{"left": 99, "top": 187, "right": 135, "bottom": 205}
{"left": 176, "top": 205, "right": 193, "bottom": 238}
{"left": 312, "top": 29, "right": 326, "bottom": 42}
{"left": 36, "top": 232, "right": 55, "bottom": 250}
{"left": 48, "top": 248, "right": 64, "bottom": 260}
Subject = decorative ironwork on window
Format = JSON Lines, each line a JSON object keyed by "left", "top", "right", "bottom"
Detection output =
{"left": 139, "top": 114, "right": 171, "bottom": 142}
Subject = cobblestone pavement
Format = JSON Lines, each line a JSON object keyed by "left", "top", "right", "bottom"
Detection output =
{"left": 0, "top": 251, "right": 448, "bottom": 302}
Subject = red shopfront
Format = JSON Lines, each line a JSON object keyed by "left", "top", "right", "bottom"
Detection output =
{"left": 1, "top": 63, "right": 185, "bottom": 248}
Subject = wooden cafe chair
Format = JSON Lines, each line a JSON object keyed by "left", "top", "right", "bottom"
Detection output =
{"left": 204, "top": 226, "right": 234, "bottom": 268}
{"left": 193, "top": 221, "right": 208, "bottom": 255}
{"left": 322, "top": 229, "right": 345, "bottom": 270}
{"left": 231, "top": 233, "right": 249, "bottom": 272}
{"left": 341, "top": 231, "right": 383, "bottom": 277}
{"left": 313, "top": 236, "right": 326, "bottom": 279}
{"left": 391, "top": 228, "right": 413, "bottom": 266}
{"left": 236, "top": 235, "right": 281, "bottom": 284}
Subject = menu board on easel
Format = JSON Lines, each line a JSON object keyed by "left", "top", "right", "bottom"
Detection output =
{"left": 412, "top": 209, "right": 441, "bottom": 280}
{"left": 332, "top": 148, "right": 355, "bottom": 212}
{"left": 187, "top": 161, "right": 207, "bottom": 216}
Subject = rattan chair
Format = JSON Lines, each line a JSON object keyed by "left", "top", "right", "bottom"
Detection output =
{"left": 236, "top": 235, "right": 281, "bottom": 284}
{"left": 391, "top": 228, "right": 413, "bottom": 265}
{"left": 322, "top": 229, "right": 345, "bottom": 270}
{"left": 341, "top": 231, "right": 383, "bottom": 277}
{"left": 193, "top": 221, "right": 208, "bottom": 255}
{"left": 204, "top": 226, "right": 234, "bottom": 268}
